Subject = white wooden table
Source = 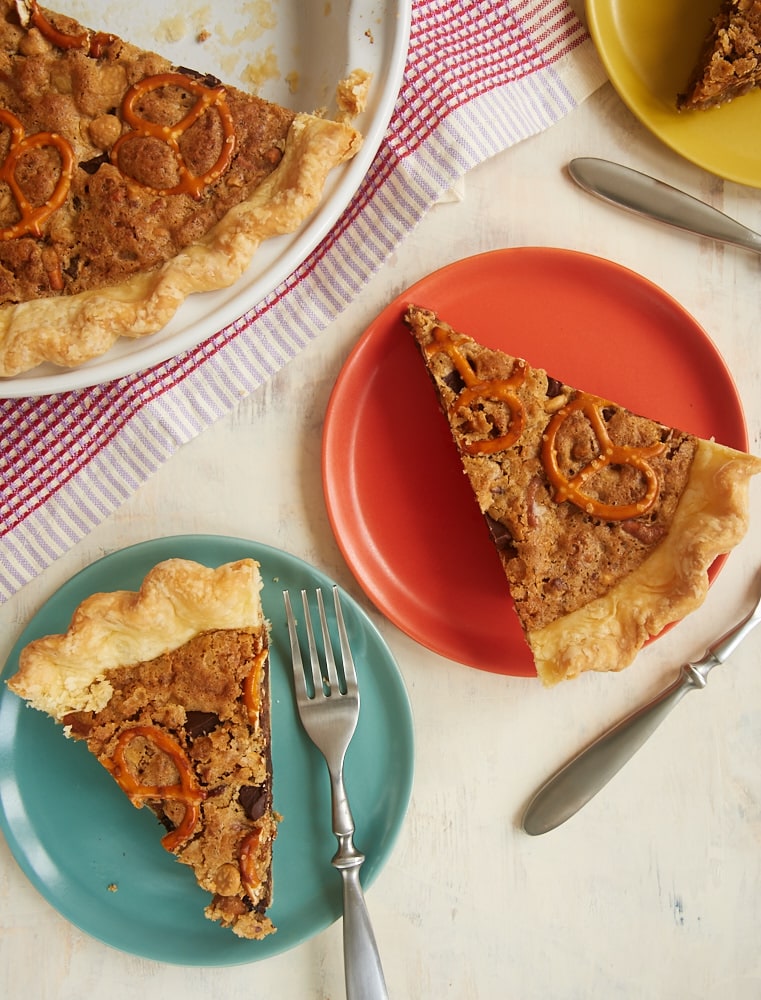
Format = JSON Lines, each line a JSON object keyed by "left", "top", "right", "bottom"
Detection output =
{"left": 2, "top": 18, "right": 761, "bottom": 1000}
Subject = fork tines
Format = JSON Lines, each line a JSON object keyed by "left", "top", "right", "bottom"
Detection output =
{"left": 284, "top": 586, "right": 358, "bottom": 702}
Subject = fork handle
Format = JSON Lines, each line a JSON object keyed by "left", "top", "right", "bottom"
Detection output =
{"left": 335, "top": 853, "right": 389, "bottom": 1000}
{"left": 330, "top": 770, "right": 388, "bottom": 999}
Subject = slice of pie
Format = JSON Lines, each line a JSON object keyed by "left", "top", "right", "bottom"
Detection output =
{"left": 403, "top": 305, "right": 761, "bottom": 686}
{"left": 678, "top": 0, "right": 761, "bottom": 110}
{"left": 7, "top": 557, "right": 277, "bottom": 940}
{"left": 0, "top": 1, "right": 364, "bottom": 376}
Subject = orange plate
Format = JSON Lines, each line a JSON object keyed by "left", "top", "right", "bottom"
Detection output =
{"left": 322, "top": 248, "right": 748, "bottom": 677}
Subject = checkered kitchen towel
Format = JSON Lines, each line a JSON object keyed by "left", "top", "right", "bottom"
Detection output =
{"left": 0, "top": 0, "right": 606, "bottom": 601}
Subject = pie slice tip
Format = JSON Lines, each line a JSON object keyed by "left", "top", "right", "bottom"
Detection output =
{"left": 678, "top": 0, "right": 761, "bottom": 111}
{"left": 7, "top": 556, "right": 278, "bottom": 940}
{"left": 403, "top": 304, "right": 761, "bottom": 686}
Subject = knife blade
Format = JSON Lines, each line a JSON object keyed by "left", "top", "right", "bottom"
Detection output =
{"left": 568, "top": 157, "right": 761, "bottom": 256}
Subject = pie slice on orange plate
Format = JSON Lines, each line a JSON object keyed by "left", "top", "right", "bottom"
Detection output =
{"left": 403, "top": 304, "right": 761, "bottom": 686}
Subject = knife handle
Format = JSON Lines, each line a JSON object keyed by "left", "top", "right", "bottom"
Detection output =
{"left": 521, "top": 669, "right": 697, "bottom": 836}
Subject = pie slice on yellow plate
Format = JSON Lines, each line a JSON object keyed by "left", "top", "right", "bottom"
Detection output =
{"left": 404, "top": 305, "right": 761, "bottom": 686}
{"left": 678, "top": 0, "right": 761, "bottom": 110}
{"left": 7, "top": 557, "right": 278, "bottom": 940}
{"left": 0, "top": 1, "right": 364, "bottom": 375}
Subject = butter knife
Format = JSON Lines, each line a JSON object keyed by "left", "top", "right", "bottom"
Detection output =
{"left": 522, "top": 583, "right": 761, "bottom": 836}
{"left": 568, "top": 157, "right": 761, "bottom": 256}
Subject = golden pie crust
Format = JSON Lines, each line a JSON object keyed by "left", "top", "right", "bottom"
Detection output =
{"left": 8, "top": 557, "right": 278, "bottom": 939}
{"left": 0, "top": 2, "right": 363, "bottom": 376}
{"left": 9, "top": 556, "right": 265, "bottom": 718}
{"left": 404, "top": 305, "right": 761, "bottom": 686}
{"left": 530, "top": 440, "right": 761, "bottom": 684}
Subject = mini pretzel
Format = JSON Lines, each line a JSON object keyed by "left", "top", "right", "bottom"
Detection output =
{"left": 239, "top": 827, "right": 263, "bottom": 903}
{"left": 542, "top": 393, "right": 666, "bottom": 520}
{"left": 425, "top": 325, "right": 527, "bottom": 454}
{"left": 104, "top": 725, "right": 205, "bottom": 852}
{"left": 0, "top": 108, "right": 74, "bottom": 240}
{"left": 242, "top": 649, "right": 268, "bottom": 727}
{"left": 110, "top": 72, "right": 236, "bottom": 200}
{"left": 27, "top": 0, "right": 116, "bottom": 56}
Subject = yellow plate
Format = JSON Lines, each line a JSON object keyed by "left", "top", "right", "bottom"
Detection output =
{"left": 586, "top": 0, "right": 761, "bottom": 188}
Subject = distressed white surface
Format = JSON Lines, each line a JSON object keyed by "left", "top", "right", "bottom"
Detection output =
{"left": 2, "top": 6, "right": 761, "bottom": 998}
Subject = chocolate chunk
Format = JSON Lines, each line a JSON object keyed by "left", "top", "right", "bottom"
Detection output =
{"left": 79, "top": 153, "right": 110, "bottom": 175}
{"left": 156, "top": 811, "right": 175, "bottom": 833}
{"left": 239, "top": 785, "right": 268, "bottom": 821}
{"left": 176, "top": 66, "right": 223, "bottom": 88}
{"left": 484, "top": 514, "right": 515, "bottom": 553}
{"left": 63, "top": 255, "right": 80, "bottom": 279}
{"left": 546, "top": 376, "right": 564, "bottom": 398}
{"left": 62, "top": 710, "right": 94, "bottom": 737}
{"left": 442, "top": 369, "right": 465, "bottom": 394}
{"left": 184, "top": 711, "right": 220, "bottom": 739}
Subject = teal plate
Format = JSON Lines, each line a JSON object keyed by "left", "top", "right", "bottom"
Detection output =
{"left": 0, "top": 535, "right": 414, "bottom": 966}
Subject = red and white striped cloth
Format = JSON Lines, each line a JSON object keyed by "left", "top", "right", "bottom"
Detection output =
{"left": 0, "top": 0, "right": 605, "bottom": 601}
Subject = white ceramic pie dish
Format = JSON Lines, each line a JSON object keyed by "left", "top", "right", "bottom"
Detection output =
{"left": 1, "top": 0, "right": 411, "bottom": 398}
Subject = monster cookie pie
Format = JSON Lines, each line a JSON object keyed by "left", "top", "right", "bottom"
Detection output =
{"left": 678, "top": 0, "right": 761, "bottom": 110}
{"left": 8, "top": 557, "right": 277, "bottom": 940}
{"left": 404, "top": 305, "right": 761, "bottom": 686}
{"left": 0, "top": 0, "right": 363, "bottom": 376}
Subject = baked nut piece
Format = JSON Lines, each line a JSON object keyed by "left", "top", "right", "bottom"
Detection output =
{"left": 7, "top": 557, "right": 277, "bottom": 940}
{"left": 0, "top": 1, "right": 363, "bottom": 375}
{"left": 404, "top": 305, "right": 761, "bottom": 686}
{"left": 678, "top": 0, "right": 761, "bottom": 110}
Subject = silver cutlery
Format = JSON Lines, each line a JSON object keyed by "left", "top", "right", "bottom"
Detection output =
{"left": 568, "top": 157, "right": 761, "bottom": 256}
{"left": 522, "top": 579, "right": 761, "bottom": 836}
{"left": 284, "top": 586, "right": 388, "bottom": 1000}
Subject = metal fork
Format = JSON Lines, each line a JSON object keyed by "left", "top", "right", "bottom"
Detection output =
{"left": 283, "top": 586, "right": 388, "bottom": 1000}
